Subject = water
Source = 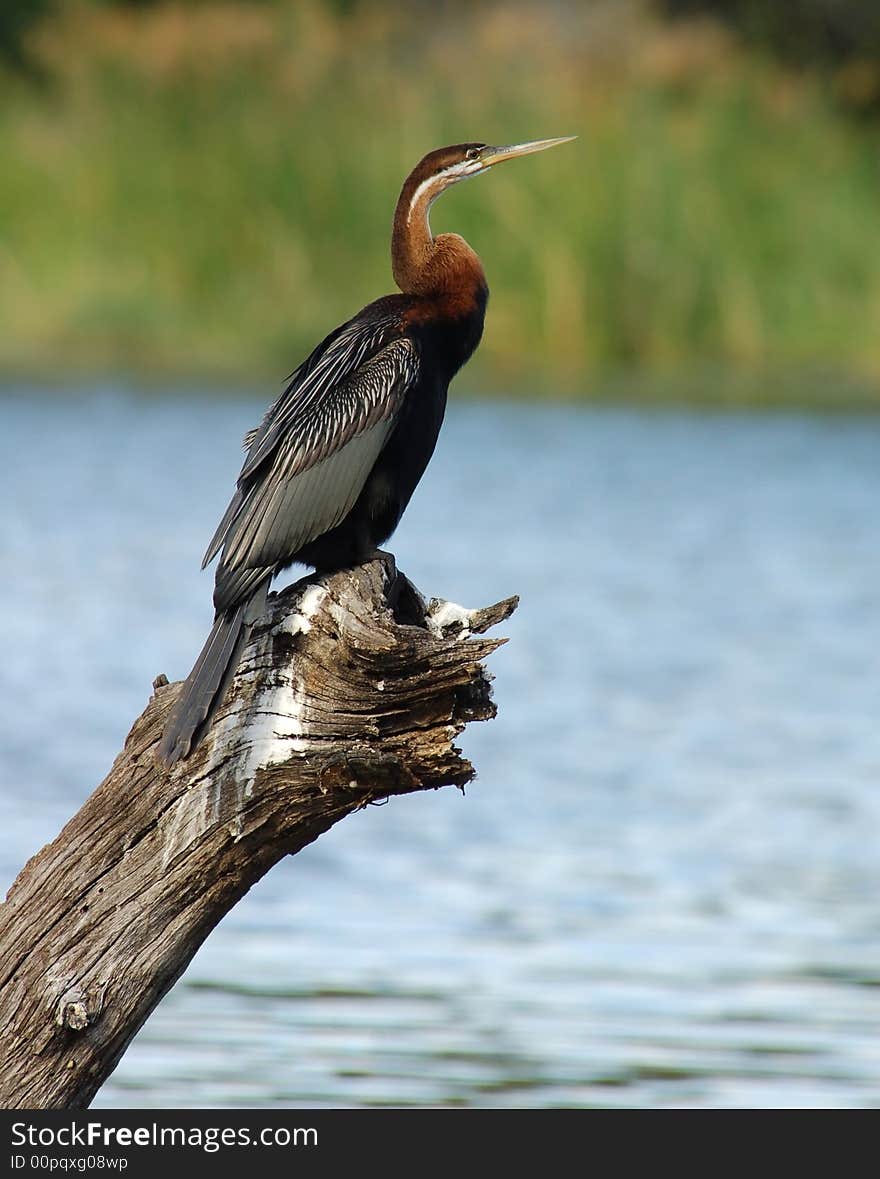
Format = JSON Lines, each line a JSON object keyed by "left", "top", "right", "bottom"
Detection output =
{"left": 2, "top": 388, "right": 880, "bottom": 1109}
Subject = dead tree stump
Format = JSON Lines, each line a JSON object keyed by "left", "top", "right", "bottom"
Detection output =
{"left": 0, "top": 555, "right": 516, "bottom": 1109}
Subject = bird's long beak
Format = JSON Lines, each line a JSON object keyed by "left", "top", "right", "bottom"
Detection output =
{"left": 480, "top": 137, "right": 576, "bottom": 167}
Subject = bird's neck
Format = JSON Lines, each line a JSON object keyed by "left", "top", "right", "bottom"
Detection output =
{"left": 391, "top": 173, "right": 487, "bottom": 306}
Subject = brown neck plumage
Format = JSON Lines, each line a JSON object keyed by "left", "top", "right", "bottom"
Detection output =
{"left": 391, "top": 168, "right": 486, "bottom": 303}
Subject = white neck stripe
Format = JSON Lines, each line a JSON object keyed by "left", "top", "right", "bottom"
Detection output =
{"left": 406, "top": 174, "right": 445, "bottom": 231}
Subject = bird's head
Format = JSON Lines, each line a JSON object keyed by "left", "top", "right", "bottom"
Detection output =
{"left": 409, "top": 137, "right": 576, "bottom": 199}
{"left": 393, "top": 137, "right": 575, "bottom": 294}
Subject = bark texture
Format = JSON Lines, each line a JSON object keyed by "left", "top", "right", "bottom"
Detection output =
{"left": 0, "top": 555, "right": 516, "bottom": 1109}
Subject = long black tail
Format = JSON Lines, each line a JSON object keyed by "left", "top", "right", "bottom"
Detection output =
{"left": 156, "top": 579, "right": 269, "bottom": 767}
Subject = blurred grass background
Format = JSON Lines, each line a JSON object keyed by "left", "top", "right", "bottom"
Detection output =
{"left": 2, "top": 0, "right": 880, "bottom": 401}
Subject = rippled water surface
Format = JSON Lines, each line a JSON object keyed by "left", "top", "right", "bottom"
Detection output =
{"left": 2, "top": 389, "right": 880, "bottom": 1109}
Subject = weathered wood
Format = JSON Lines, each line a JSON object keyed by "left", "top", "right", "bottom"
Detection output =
{"left": 0, "top": 554, "right": 516, "bottom": 1109}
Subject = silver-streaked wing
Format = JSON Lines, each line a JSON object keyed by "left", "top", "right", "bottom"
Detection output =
{"left": 241, "top": 315, "right": 403, "bottom": 480}
{"left": 209, "top": 335, "right": 419, "bottom": 583}
{"left": 203, "top": 312, "right": 407, "bottom": 570}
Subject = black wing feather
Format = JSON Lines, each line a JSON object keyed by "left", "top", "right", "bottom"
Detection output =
{"left": 203, "top": 308, "right": 413, "bottom": 569}
{"left": 204, "top": 319, "right": 419, "bottom": 610}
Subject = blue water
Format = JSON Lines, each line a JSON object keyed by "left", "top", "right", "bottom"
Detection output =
{"left": 2, "top": 388, "right": 880, "bottom": 1108}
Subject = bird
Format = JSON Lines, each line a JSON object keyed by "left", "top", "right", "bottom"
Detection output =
{"left": 156, "top": 136, "right": 574, "bottom": 767}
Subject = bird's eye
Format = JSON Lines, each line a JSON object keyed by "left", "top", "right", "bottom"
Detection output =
{"left": 466, "top": 147, "right": 481, "bottom": 161}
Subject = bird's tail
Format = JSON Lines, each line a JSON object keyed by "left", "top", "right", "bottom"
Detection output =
{"left": 156, "top": 579, "right": 269, "bottom": 767}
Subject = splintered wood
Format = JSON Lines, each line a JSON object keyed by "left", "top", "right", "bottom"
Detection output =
{"left": 0, "top": 554, "right": 516, "bottom": 1109}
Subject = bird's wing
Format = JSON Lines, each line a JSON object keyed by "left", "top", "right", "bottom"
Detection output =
{"left": 241, "top": 314, "right": 406, "bottom": 481}
{"left": 204, "top": 331, "right": 419, "bottom": 587}
{"left": 203, "top": 313, "right": 408, "bottom": 570}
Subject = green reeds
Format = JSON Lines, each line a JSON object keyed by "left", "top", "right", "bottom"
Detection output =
{"left": 1, "top": 1, "right": 879, "bottom": 400}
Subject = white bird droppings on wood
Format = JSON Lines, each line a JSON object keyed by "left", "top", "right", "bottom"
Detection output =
{"left": 426, "top": 599, "right": 474, "bottom": 638}
{"left": 213, "top": 585, "right": 330, "bottom": 802}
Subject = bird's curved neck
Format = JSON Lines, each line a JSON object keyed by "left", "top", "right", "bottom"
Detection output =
{"left": 391, "top": 172, "right": 486, "bottom": 303}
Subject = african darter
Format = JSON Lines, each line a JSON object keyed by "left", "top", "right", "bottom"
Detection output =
{"left": 157, "top": 137, "right": 574, "bottom": 766}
